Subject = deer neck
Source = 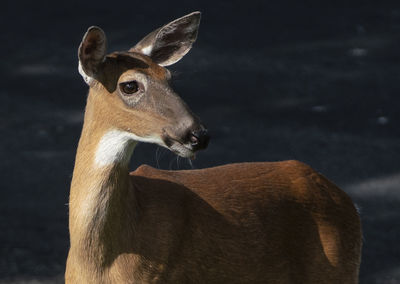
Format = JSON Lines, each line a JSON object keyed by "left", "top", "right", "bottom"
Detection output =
{"left": 68, "top": 90, "right": 138, "bottom": 266}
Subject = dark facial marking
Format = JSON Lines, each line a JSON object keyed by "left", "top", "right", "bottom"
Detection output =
{"left": 97, "top": 54, "right": 149, "bottom": 93}
{"left": 162, "top": 134, "right": 174, "bottom": 147}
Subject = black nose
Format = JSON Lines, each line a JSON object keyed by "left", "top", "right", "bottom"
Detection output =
{"left": 188, "top": 129, "right": 210, "bottom": 151}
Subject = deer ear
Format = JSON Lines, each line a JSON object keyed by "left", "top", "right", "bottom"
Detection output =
{"left": 130, "top": 12, "right": 201, "bottom": 66}
{"left": 78, "top": 26, "right": 107, "bottom": 85}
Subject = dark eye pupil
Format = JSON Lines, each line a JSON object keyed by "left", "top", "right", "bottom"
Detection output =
{"left": 121, "top": 81, "right": 139, "bottom": 94}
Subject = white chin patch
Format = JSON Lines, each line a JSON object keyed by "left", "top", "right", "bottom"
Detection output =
{"left": 169, "top": 142, "right": 194, "bottom": 158}
{"left": 94, "top": 129, "right": 164, "bottom": 167}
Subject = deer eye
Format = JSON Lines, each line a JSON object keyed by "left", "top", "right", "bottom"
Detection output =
{"left": 120, "top": 81, "right": 140, "bottom": 95}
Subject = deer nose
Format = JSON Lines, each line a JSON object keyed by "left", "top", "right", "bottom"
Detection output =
{"left": 188, "top": 129, "right": 210, "bottom": 151}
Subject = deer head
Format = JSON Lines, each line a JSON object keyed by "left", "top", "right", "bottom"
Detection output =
{"left": 78, "top": 12, "right": 209, "bottom": 160}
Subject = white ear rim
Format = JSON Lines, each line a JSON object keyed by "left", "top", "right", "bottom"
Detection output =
{"left": 156, "top": 45, "right": 191, "bottom": 67}
{"left": 140, "top": 45, "right": 153, "bottom": 56}
{"left": 78, "top": 26, "right": 107, "bottom": 86}
{"left": 78, "top": 60, "right": 95, "bottom": 86}
{"left": 132, "top": 11, "right": 201, "bottom": 66}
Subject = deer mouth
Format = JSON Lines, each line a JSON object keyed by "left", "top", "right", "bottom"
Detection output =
{"left": 171, "top": 142, "right": 196, "bottom": 159}
{"left": 161, "top": 126, "right": 209, "bottom": 159}
{"left": 162, "top": 135, "right": 196, "bottom": 159}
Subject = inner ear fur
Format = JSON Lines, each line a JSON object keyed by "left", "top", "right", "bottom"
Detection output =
{"left": 130, "top": 11, "right": 201, "bottom": 66}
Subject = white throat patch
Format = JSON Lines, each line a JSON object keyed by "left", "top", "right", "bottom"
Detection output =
{"left": 94, "top": 129, "right": 164, "bottom": 167}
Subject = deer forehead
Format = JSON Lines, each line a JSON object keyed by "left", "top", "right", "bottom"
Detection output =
{"left": 108, "top": 52, "right": 168, "bottom": 81}
{"left": 95, "top": 52, "right": 170, "bottom": 93}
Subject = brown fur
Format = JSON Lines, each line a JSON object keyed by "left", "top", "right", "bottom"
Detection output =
{"left": 66, "top": 89, "right": 362, "bottom": 282}
{"left": 97, "top": 52, "right": 169, "bottom": 93}
{"left": 67, "top": 132, "right": 362, "bottom": 283}
{"left": 67, "top": 13, "right": 361, "bottom": 283}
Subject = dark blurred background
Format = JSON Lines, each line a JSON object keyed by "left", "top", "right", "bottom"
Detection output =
{"left": 1, "top": 0, "right": 400, "bottom": 283}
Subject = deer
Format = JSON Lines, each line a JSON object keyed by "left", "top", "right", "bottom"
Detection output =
{"left": 66, "top": 12, "right": 362, "bottom": 284}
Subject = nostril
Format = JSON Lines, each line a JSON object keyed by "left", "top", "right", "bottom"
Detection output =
{"left": 189, "top": 133, "right": 199, "bottom": 146}
{"left": 189, "top": 129, "right": 210, "bottom": 150}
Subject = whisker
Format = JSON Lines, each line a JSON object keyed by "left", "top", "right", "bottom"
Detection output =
{"left": 155, "top": 147, "right": 160, "bottom": 168}
{"left": 168, "top": 156, "right": 175, "bottom": 170}
{"left": 155, "top": 147, "right": 169, "bottom": 169}
{"left": 160, "top": 148, "right": 167, "bottom": 160}
{"left": 187, "top": 158, "right": 194, "bottom": 169}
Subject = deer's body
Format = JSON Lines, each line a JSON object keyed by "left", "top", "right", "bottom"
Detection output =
{"left": 66, "top": 12, "right": 361, "bottom": 283}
